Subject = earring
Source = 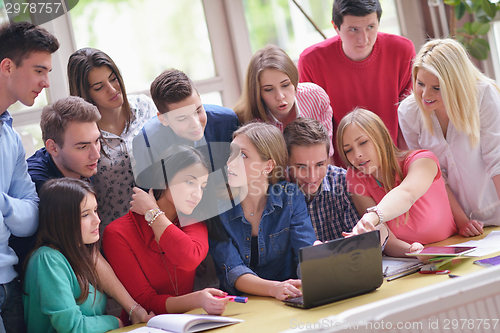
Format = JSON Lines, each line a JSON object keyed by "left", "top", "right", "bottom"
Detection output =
{"left": 262, "top": 170, "right": 269, "bottom": 175}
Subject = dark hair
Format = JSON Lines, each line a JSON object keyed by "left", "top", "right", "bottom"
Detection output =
{"left": 0, "top": 21, "right": 59, "bottom": 66}
{"left": 150, "top": 68, "right": 198, "bottom": 114}
{"left": 332, "top": 0, "right": 382, "bottom": 28}
{"left": 283, "top": 118, "right": 331, "bottom": 156}
{"left": 141, "top": 144, "right": 226, "bottom": 240}
{"left": 67, "top": 48, "right": 132, "bottom": 131}
{"left": 33, "top": 178, "right": 101, "bottom": 303}
{"left": 41, "top": 96, "right": 101, "bottom": 146}
{"left": 142, "top": 145, "right": 209, "bottom": 200}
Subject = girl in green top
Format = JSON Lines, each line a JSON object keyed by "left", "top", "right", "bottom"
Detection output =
{"left": 23, "top": 178, "right": 124, "bottom": 332}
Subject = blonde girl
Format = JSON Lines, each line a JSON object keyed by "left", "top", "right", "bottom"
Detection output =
{"left": 399, "top": 38, "right": 500, "bottom": 235}
{"left": 338, "top": 109, "right": 458, "bottom": 257}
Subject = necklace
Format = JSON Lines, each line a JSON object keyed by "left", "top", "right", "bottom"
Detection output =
{"left": 241, "top": 206, "right": 255, "bottom": 216}
{"left": 157, "top": 243, "right": 179, "bottom": 296}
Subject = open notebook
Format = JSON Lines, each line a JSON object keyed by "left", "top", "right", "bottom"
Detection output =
{"left": 128, "top": 314, "right": 243, "bottom": 333}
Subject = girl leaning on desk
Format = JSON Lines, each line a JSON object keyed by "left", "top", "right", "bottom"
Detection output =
{"left": 102, "top": 145, "right": 230, "bottom": 325}
{"left": 399, "top": 38, "right": 500, "bottom": 234}
{"left": 338, "top": 109, "right": 460, "bottom": 257}
{"left": 22, "top": 178, "right": 151, "bottom": 333}
{"left": 209, "top": 122, "right": 317, "bottom": 301}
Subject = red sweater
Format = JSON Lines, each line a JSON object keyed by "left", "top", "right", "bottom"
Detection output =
{"left": 298, "top": 32, "right": 415, "bottom": 166}
{"left": 102, "top": 211, "right": 208, "bottom": 321}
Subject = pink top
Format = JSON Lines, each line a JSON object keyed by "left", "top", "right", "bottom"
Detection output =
{"left": 346, "top": 150, "right": 457, "bottom": 244}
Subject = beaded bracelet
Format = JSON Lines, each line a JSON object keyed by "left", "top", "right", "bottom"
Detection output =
{"left": 128, "top": 303, "right": 140, "bottom": 322}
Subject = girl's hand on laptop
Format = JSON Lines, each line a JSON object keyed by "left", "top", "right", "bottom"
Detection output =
{"left": 272, "top": 279, "right": 302, "bottom": 301}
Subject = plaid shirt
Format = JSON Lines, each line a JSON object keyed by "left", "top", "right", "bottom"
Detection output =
{"left": 307, "top": 165, "right": 359, "bottom": 242}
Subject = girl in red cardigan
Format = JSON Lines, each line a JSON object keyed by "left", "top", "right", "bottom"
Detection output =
{"left": 103, "top": 145, "right": 228, "bottom": 323}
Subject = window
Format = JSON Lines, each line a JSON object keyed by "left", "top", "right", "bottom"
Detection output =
{"left": 70, "top": 0, "right": 216, "bottom": 94}
{"left": 242, "top": 0, "right": 401, "bottom": 60}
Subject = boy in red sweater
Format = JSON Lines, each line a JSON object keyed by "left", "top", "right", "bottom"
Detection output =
{"left": 298, "top": 0, "right": 415, "bottom": 166}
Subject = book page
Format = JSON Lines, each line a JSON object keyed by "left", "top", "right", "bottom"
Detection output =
{"left": 147, "top": 314, "right": 243, "bottom": 333}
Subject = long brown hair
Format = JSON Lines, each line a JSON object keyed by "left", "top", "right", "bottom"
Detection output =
{"left": 68, "top": 48, "right": 132, "bottom": 132}
{"left": 234, "top": 44, "right": 298, "bottom": 124}
{"left": 33, "top": 178, "right": 101, "bottom": 303}
{"left": 337, "top": 108, "right": 406, "bottom": 192}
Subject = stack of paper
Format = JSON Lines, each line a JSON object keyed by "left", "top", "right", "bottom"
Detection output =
{"left": 447, "top": 231, "right": 500, "bottom": 257}
{"left": 382, "top": 257, "right": 423, "bottom": 277}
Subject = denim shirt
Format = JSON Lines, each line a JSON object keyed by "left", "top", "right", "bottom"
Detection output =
{"left": 210, "top": 181, "right": 317, "bottom": 294}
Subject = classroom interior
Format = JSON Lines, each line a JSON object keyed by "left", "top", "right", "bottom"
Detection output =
{"left": 4, "top": 0, "right": 500, "bottom": 157}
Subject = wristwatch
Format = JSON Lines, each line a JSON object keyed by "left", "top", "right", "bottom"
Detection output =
{"left": 145, "top": 208, "right": 163, "bottom": 226}
{"left": 366, "top": 206, "right": 384, "bottom": 226}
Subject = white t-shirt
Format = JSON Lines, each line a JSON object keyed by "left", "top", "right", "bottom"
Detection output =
{"left": 398, "top": 80, "right": 500, "bottom": 225}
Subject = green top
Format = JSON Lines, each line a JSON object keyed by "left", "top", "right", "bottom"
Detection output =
{"left": 23, "top": 246, "right": 119, "bottom": 333}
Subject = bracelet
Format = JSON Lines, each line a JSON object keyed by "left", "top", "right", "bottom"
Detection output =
{"left": 128, "top": 303, "right": 140, "bottom": 321}
{"left": 148, "top": 210, "right": 165, "bottom": 227}
{"left": 366, "top": 205, "right": 384, "bottom": 226}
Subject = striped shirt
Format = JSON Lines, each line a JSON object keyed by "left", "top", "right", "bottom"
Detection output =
{"left": 307, "top": 165, "right": 359, "bottom": 242}
{"left": 268, "top": 82, "right": 334, "bottom": 156}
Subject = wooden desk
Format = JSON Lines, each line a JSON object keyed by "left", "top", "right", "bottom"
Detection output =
{"left": 109, "top": 226, "right": 500, "bottom": 333}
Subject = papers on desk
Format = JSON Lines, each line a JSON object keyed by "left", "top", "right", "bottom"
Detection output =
{"left": 382, "top": 257, "right": 423, "bottom": 278}
{"left": 447, "top": 231, "right": 500, "bottom": 257}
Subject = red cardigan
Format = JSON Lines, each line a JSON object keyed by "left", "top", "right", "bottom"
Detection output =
{"left": 102, "top": 211, "right": 208, "bottom": 320}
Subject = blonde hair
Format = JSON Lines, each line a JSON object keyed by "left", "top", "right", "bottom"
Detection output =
{"left": 232, "top": 122, "right": 288, "bottom": 185}
{"left": 412, "top": 38, "right": 499, "bottom": 147}
{"left": 336, "top": 108, "right": 405, "bottom": 193}
{"left": 234, "top": 44, "right": 298, "bottom": 124}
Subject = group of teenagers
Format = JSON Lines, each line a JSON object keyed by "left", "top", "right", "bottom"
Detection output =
{"left": 2, "top": 0, "right": 500, "bottom": 332}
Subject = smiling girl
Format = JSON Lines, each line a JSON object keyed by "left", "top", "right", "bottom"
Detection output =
{"left": 68, "top": 48, "right": 157, "bottom": 229}
{"left": 399, "top": 38, "right": 500, "bottom": 234}
{"left": 337, "top": 109, "right": 458, "bottom": 256}
{"left": 103, "top": 145, "right": 229, "bottom": 323}
{"left": 234, "top": 44, "right": 334, "bottom": 157}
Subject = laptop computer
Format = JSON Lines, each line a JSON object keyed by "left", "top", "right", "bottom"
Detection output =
{"left": 283, "top": 230, "right": 383, "bottom": 309}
